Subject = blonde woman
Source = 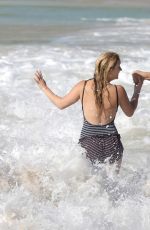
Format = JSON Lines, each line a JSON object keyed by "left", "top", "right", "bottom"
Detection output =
{"left": 34, "top": 52, "right": 143, "bottom": 172}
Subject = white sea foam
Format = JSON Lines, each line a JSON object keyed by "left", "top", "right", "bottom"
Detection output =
{"left": 0, "top": 20, "right": 150, "bottom": 229}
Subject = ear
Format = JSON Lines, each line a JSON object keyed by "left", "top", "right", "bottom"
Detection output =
{"left": 108, "top": 67, "right": 113, "bottom": 75}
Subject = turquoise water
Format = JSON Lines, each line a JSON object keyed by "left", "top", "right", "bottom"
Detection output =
{"left": 0, "top": 5, "right": 150, "bottom": 25}
{"left": 0, "top": 4, "right": 150, "bottom": 44}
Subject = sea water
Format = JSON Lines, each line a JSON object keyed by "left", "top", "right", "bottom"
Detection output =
{"left": 0, "top": 1, "right": 150, "bottom": 229}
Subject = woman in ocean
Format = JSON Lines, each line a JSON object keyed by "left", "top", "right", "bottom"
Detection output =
{"left": 34, "top": 51, "right": 143, "bottom": 173}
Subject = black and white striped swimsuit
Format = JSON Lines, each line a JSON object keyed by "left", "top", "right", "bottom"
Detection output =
{"left": 79, "top": 80, "right": 123, "bottom": 164}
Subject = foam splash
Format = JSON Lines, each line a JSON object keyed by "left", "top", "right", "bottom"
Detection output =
{"left": 0, "top": 37, "right": 150, "bottom": 229}
{"left": 0, "top": 142, "right": 150, "bottom": 229}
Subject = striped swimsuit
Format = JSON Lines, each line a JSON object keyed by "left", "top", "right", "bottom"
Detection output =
{"left": 79, "top": 80, "right": 123, "bottom": 165}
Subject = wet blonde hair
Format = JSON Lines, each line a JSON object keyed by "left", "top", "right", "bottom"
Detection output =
{"left": 94, "top": 51, "right": 120, "bottom": 108}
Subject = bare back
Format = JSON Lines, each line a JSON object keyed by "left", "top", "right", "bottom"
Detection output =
{"left": 80, "top": 79, "right": 118, "bottom": 125}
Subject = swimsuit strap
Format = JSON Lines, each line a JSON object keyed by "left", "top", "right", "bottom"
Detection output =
{"left": 114, "top": 85, "right": 119, "bottom": 111}
{"left": 81, "top": 80, "right": 87, "bottom": 119}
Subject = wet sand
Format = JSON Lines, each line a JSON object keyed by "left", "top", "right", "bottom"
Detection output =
{"left": 0, "top": 23, "right": 92, "bottom": 44}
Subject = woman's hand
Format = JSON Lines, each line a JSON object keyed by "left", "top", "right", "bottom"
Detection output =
{"left": 34, "top": 70, "right": 47, "bottom": 90}
{"left": 132, "top": 70, "right": 144, "bottom": 86}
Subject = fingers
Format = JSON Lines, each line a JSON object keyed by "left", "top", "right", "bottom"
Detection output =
{"left": 35, "top": 70, "right": 43, "bottom": 79}
{"left": 139, "top": 77, "right": 144, "bottom": 84}
{"left": 34, "top": 70, "right": 47, "bottom": 90}
{"left": 133, "top": 76, "right": 143, "bottom": 86}
{"left": 132, "top": 70, "right": 144, "bottom": 85}
{"left": 132, "top": 71, "right": 141, "bottom": 78}
{"left": 132, "top": 70, "right": 145, "bottom": 81}
{"left": 34, "top": 70, "right": 44, "bottom": 83}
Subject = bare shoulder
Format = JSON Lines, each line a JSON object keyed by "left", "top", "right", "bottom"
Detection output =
{"left": 76, "top": 80, "right": 85, "bottom": 87}
{"left": 116, "top": 84, "right": 127, "bottom": 95}
{"left": 74, "top": 80, "right": 86, "bottom": 91}
{"left": 115, "top": 84, "right": 131, "bottom": 108}
{"left": 116, "top": 84, "right": 125, "bottom": 90}
{"left": 115, "top": 85, "right": 129, "bottom": 104}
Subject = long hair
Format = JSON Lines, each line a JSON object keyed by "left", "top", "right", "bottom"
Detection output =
{"left": 94, "top": 51, "right": 120, "bottom": 108}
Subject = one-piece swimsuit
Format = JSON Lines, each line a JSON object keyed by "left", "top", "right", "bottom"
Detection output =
{"left": 79, "top": 80, "right": 124, "bottom": 164}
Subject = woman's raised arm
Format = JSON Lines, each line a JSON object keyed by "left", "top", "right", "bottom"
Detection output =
{"left": 117, "top": 78, "right": 143, "bottom": 117}
{"left": 34, "top": 70, "right": 84, "bottom": 109}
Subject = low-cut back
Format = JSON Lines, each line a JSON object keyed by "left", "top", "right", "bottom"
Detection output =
{"left": 79, "top": 79, "right": 123, "bottom": 165}
{"left": 81, "top": 79, "right": 119, "bottom": 125}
